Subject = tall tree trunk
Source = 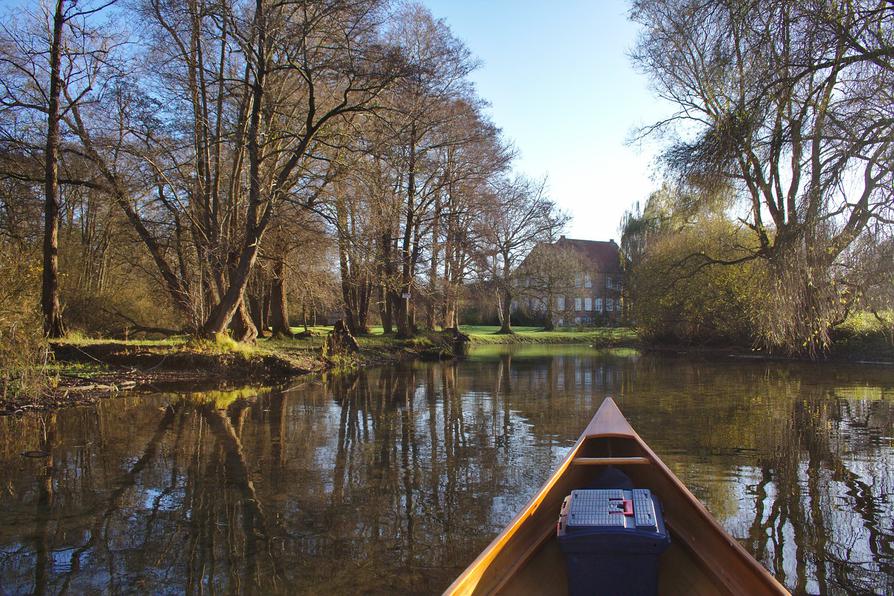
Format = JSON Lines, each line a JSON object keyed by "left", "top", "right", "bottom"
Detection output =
{"left": 542, "top": 277, "right": 557, "bottom": 330}
{"left": 42, "top": 0, "right": 65, "bottom": 338}
{"left": 269, "top": 255, "right": 292, "bottom": 337}
{"left": 441, "top": 227, "right": 456, "bottom": 329}
{"left": 379, "top": 283, "right": 393, "bottom": 333}
{"left": 202, "top": 0, "right": 267, "bottom": 338}
{"left": 426, "top": 192, "right": 441, "bottom": 330}
{"left": 248, "top": 291, "right": 265, "bottom": 332}
{"left": 379, "top": 230, "right": 393, "bottom": 333}
{"left": 498, "top": 287, "right": 513, "bottom": 334}
{"left": 336, "top": 190, "right": 362, "bottom": 335}
{"left": 543, "top": 292, "right": 555, "bottom": 331}
{"left": 356, "top": 280, "right": 370, "bottom": 335}
{"left": 229, "top": 297, "right": 258, "bottom": 342}
{"left": 396, "top": 124, "right": 416, "bottom": 339}
{"left": 498, "top": 256, "right": 513, "bottom": 334}
{"left": 444, "top": 291, "right": 457, "bottom": 330}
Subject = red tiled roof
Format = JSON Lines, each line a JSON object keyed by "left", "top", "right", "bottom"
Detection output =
{"left": 555, "top": 237, "right": 622, "bottom": 273}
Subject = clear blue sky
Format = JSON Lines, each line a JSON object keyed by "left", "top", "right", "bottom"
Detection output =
{"left": 421, "top": 0, "right": 674, "bottom": 242}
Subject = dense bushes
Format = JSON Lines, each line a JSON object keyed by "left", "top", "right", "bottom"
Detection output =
{"left": 0, "top": 243, "right": 49, "bottom": 399}
{"left": 627, "top": 217, "right": 758, "bottom": 345}
{"left": 622, "top": 189, "right": 894, "bottom": 355}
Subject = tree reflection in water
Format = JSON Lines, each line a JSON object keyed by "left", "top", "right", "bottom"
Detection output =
{"left": 0, "top": 348, "right": 891, "bottom": 593}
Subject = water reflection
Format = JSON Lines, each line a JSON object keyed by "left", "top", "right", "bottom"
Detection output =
{"left": 0, "top": 347, "right": 892, "bottom": 594}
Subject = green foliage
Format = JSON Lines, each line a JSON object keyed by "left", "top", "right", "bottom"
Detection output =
{"left": 629, "top": 217, "right": 758, "bottom": 345}
{"left": 837, "top": 311, "right": 894, "bottom": 337}
{"left": 830, "top": 310, "right": 894, "bottom": 360}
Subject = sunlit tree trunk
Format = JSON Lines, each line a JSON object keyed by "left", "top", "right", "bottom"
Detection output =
{"left": 269, "top": 255, "right": 292, "bottom": 337}
{"left": 42, "top": 0, "right": 66, "bottom": 338}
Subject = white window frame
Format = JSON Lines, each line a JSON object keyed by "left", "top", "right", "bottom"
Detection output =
{"left": 595, "top": 297, "right": 603, "bottom": 312}
{"left": 606, "top": 298, "right": 614, "bottom": 312}
{"left": 557, "top": 295, "right": 565, "bottom": 310}
{"left": 584, "top": 297, "right": 592, "bottom": 311}
{"left": 574, "top": 297, "right": 582, "bottom": 311}
{"left": 584, "top": 274, "right": 592, "bottom": 288}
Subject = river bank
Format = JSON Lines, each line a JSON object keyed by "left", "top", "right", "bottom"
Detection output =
{"left": 1, "top": 325, "right": 632, "bottom": 415}
{"left": 4, "top": 322, "right": 890, "bottom": 415}
{"left": 0, "top": 328, "right": 469, "bottom": 415}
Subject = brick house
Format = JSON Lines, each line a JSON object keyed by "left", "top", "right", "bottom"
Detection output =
{"left": 515, "top": 236, "right": 623, "bottom": 326}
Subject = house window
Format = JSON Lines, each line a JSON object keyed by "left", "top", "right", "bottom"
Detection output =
{"left": 606, "top": 298, "right": 614, "bottom": 312}
{"left": 595, "top": 297, "right": 603, "bottom": 312}
{"left": 584, "top": 297, "right": 592, "bottom": 311}
{"left": 557, "top": 295, "right": 565, "bottom": 310}
{"left": 574, "top": 297, "right": 582, "bottom": 311}
{"left": 605, "top": 276, "right": 612, "bottom": 289}
{"left": 584, "top": 274, "right": 592, "bottom": 288}
{"left": 575, "top": 273, "right": 582, "bottom": 288}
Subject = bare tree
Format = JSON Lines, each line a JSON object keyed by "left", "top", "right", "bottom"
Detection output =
{"left": 631, "top": 0, "right": 894, "bottom": 355}
{"left": 0, "top": 0, "right": 116, "bottom": 336}
{"left": 516, "top": 241, "right": 584, "bottom": 330}
{"left": 377, "top": 3, "right": 481, "bottom": 337}
{"left": 479, "top": 176, "right": 567, "bottom": 334}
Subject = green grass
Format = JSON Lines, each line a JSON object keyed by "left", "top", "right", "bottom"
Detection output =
{"left": 187, "top": 333, "right": 268, "bottom": 357}
{"left": 52, "top": 324, "right": 640, "bottom": 364}
{"left": 458, "top": 325, "right": 639, "bottom": 346}
{"left": 831, "top": 310, "right": 894, "bottom": 360}
{"left": 56, "top": 330, "right": 188, "bottom": 347}
{"left": 836, "top": 310, "right": 893, "bottom": 336}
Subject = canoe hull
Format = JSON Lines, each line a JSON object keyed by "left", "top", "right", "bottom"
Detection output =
{"left": 445, "top": 398, "right": 788, "bottom": 596}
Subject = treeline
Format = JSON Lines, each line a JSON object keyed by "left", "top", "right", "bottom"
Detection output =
{"left": 621, "top": 0, "right": 894, "bottom": 356}
{"left": 0, "top": 0, "right": 565, "bottom": 373}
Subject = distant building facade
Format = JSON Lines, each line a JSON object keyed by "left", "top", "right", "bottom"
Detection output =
{"left": 515, "top": 236, "right": 623, "bottom": 326}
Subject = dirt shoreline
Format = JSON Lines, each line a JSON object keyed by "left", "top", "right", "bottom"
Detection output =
{"left": 1, "top": 331, "right": 468, "bottom": 416}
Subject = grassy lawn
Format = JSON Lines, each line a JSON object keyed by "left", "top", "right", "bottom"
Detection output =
{"left": 56, "top": 324, "right": 638, "bottom": 349}
{"left": 458, "top": 325, "right": 638, "bottom": 345}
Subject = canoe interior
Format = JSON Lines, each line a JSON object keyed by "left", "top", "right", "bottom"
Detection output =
{"left": 460, "top": 435, "right": 781, "bottom": 596}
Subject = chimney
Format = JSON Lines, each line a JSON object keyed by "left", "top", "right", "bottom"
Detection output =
{"left": 559, "top": 235, "right": 566, "bottom": 241}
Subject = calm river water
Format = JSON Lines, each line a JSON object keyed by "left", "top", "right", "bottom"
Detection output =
{"left": 1, "top": 346, "right": 892, "bottom": 594}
